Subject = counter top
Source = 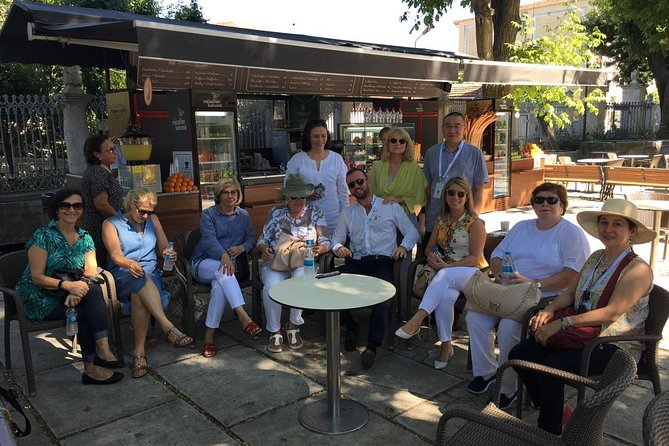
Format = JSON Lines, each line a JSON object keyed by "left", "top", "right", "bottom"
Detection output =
{"left": 241, "top": 172, "right": 285, "bottom": 185}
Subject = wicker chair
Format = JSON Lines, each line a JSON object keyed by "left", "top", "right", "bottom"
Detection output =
{"left": 436, "top": 349, "right": 637, "bottom": 446}
{"left": 174, "top": 229, "right": 262, "bottom": 338}
{"left": 0, "top": 250, "right": 122, "bottom": 396}
{"left": 643, "top": 391, "right": 669, "bottom": 446}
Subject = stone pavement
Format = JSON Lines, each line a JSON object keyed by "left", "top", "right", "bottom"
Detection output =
{"left": 1, "top": 189, "right": 667, "bottom": 445}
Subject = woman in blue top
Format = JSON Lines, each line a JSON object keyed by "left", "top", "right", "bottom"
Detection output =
{"left": 17, "top": 188, "right": 123, "bottom": 385}
{"left": 103, "top": 188, "right": 192, "bottom": 378}
{"left": 191, "top": 176, "right": 261, "bottom": 358}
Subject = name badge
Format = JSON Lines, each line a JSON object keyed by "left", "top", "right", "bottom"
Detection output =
{"left": 433, "top": 179, "right": 446, "bottom": 199}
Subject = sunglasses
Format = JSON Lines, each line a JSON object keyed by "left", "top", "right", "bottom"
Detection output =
{"left": 347, "top": 178, "right": 366, "bottom": 188}
{"left": 532, "top": 196, "right": 560, "bottom": 205}
{"left": 135, "top": 205, "right": 156, "bottom": 216}
{"left": 389, "top": 138, "right": 406, "bottom": 144}
{"left": 288, "top": 196, "right": 306, "bottom": 200}
{"left": 58, "top": 201, "right": 84, "bottom": 211}
{"left": 447, "top": 189, "right": 466, "bottom": 198}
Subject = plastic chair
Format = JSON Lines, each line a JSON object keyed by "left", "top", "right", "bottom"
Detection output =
{"left": 607, "top": 152, "right": 618, "bottom": 159}
{"left": 625, "top": 192, "right": 669, "bottom": 261}
{"left": 0, "top": 250, "right": 122, "bottom": 396}
{"left": 436, "top": 349, "right": 636, "bottom": 446}
{"left": 643, "top": 391, "right": 669, "bottom": 446}
{"left": 558, "top": 156, "right": 573, "bottom": 165}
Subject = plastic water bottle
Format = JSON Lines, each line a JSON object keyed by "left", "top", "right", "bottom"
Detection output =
{"left": 501, "top": 251, "right": 516, "bottom": 285}
{"left": 163, "top": 241, "right": 174, "bottom": 272}
{"left": 303, "top": 240, "right": 316, "bottom": 280}
{"left": 306, "top": 226, "right": 317, "bottom": 246}
{"left": 65, "top": 307, "right": 78, "bottom": 336}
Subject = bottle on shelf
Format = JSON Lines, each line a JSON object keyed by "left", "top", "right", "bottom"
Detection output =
{"left": 163, "top": 241, "right": 175, "bottom": 272}
{"left": 303, "top": 239, "right": 315, "bottom": 280}
{"left": 397, "top": 109, "right": 403, "bottom": 123}
{"left": 65, "top": 307, "right": 78, "bottom": 336}
{"left": 500, "top": 251, "right": 516, "bottom": 285}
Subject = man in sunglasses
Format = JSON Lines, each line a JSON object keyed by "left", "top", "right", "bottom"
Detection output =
{"left": 331, "top": 168, "right": 420, "bottom": 369}
{"left": 422, "top": 111, "right": 489, "bottom": 249}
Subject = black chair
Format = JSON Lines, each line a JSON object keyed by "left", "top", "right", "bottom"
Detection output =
{"left": 0, "top": 250, "right": 123, "bottom": 396}
{"left": 174, "top": 228, "right": 262, "bottom": 338}
{"left": 643, "top": 391, "right": 669, "bottom": 446}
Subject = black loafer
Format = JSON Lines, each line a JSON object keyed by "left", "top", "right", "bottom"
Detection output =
{"left": 94, "top": 356, "right": 125, "bottom": 369}
{"left": 82, "top": 371, "right": 124, "bottom": 385}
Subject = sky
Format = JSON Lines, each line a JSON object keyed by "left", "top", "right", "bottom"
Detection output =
{"left": 179, "top": 0, "right": 474, "bottom": 53}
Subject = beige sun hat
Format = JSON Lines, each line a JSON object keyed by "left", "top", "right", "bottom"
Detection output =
{"left": 278, "top": 174, "right": 314, "bottom": 198}
{"left": 576, "top": 198, "right": 656, "bottom": 244}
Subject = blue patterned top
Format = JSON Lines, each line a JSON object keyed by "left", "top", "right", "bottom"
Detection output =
{"left": 16, "top": 220, "right": 95, "bottom": 320}
{"left": 257, "top": 204, "right": 330, "bottom": 250}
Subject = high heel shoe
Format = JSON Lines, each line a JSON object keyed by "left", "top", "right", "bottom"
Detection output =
{"left": 395, "top": 326, "right": 420, "bottom": 340}
{"left": 433, "top": 348, "right": 455, "bottom": 370}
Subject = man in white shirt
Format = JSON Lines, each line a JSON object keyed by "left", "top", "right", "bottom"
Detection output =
{"left": 332, "top": 167, "right": 420, "bottom": 369}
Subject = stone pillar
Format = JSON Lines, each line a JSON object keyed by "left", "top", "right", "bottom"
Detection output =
{"left": 61, "top": 66, "right": 91, "bottom": 175}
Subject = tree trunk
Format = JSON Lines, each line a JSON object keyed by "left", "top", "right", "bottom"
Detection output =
{"left": 491, "top": 0, "right": 520, "bottom": 62}
{"left": 537, "top": 117, "right": 558, "bottom": 152}
{"left": 471, "top": 0, "right": 493, "bottom": 61}
{"left": 647, "top": 52, "right": 669, "bottom": 138}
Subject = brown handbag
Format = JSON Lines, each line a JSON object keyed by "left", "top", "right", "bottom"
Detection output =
{"left": 413, "top": 265, "right": 437, "bottom": 298}
{"left": 270, "top": 232, "right": 306, "bottom": 272}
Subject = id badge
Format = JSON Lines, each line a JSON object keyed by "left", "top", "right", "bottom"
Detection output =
{"left": 433, "top": 179, "right": 446, "bottom": 199}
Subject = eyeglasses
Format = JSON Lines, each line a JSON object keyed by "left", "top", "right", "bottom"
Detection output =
{"left": 447, "top": 189, "right": 466, "bottom": 198}
{"left": 577, "top": 290, "right": 593, "bottom": 314}
{"left": 135, "top": 205, "right": 156, "bottom": 216}
{"left": 347, "top": 178, "right": 366, "bottom": 188}
{"left": 389, "top": 138, "right": 406, "bottom": 144}
{"left": 288, "top": 196, "right": 306, "bottom": 200}
{"left": 58, "top": 202, "right": 84, "bottom": 211}
{"left": 219, "top": 190, "right": 238, "bottom": 196}
{"left": 532, "top": 196, "right": 560, "bottom": 205}
{"left": 443, "top": 124, "right": 463, "bottom": 130}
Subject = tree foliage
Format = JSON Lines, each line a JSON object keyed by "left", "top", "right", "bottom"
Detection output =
{"left": 586, "top": 0, "right": 669, "bottom": 136}
{"left": 505, "top": 3, "right": 606, "bottom": 147}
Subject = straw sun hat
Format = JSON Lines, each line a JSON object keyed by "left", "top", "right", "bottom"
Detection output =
{"left": 278, "top": 174, "right": 314, "bottom": 198}
{"left": 576, "top": 199, "right": 656, "bottom": 244}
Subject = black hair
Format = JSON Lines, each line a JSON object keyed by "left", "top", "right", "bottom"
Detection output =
{"left": 443, "top": 111, "right": 466, "bottom": 125}
{"left": 48, "top": 188, "right": 84, "bottom": 220}
{"left": 301, "top": 119, "right": 331, "bottom": 151}
{"left": 83, "top": 134, "right": 109, "bottom": 165}
{"left": 346, "top": 167, "right": 367, "bottom": 179}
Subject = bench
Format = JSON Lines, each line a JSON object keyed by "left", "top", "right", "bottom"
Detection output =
{"left": 602, "top": 167, "right": 669, "bottom": 199}
{"left": 543, "top": 164, "right": 605, "bottom": 197}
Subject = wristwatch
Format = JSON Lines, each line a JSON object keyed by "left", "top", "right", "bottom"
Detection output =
{"left": 533, "top": 279, "right": 542, "bottom": 289}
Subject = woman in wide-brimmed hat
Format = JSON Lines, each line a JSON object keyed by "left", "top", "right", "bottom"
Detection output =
{"left": 509, "top": 198, "right": 655, "bottom": 435}
{"left": 257, "top": 174, "right": 331, "bottom": 353}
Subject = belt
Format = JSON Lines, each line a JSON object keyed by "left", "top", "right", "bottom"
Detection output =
{"left": 360, "top": 255, "right": 394, "bottom": 262}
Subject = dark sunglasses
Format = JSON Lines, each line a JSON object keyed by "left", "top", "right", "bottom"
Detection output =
{"left": 135, "top": 205, "right": 156, "bottom": 216}
{"left": 347, "top": 178, "right": 366, "bottom": 188}
{"left": 447, "top": 189, "right": 466, "bottom": 198}
{"left": 577, "top": 290, "right": 593, "bottom": 314}
{"left": 58, "top": 201, "right": 84, "bottom": 211}
{"left": 288, "top": 196, "right": 306, "bottom": 200}
{"left": 389, "top": 138, "right": 406, "bottom": 144}
{"left": 532, "top": 196, "right": 560, "bottom": 205}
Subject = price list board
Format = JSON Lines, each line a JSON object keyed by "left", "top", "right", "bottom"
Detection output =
{"left": 243, "top": 69, "right": 356, "bottom": 95}
{"left": 138, "top": 58, "right": 237, "bottom": 90}
{"left": 360, "top": 78, "right": 442, "bottom": 97}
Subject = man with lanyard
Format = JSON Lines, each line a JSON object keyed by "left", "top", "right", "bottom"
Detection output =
{"left": 421, "top": 112, "right": 489, "bottom": 248}
{"left": 332, "top": 167, "right": 419, "bottom": 369}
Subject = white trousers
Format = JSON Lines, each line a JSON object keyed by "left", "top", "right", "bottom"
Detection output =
{"left": 419, "top": 267, "right": 478, "bottom": 342}
{"left": 465, "top": 311, "right": 521, "bottom": 396}
{"left": 195, "top": 259, "right": 246, "bottom": 329}
{"left": 261, "top": 265, "right": 305, "bottom": 334}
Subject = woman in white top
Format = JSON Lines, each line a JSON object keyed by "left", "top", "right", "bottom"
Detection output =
{"left": 285, "top": 119, "right": 348, "bottom": 235}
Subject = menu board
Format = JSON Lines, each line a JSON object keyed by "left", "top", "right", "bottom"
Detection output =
{"left": 245, "top": 69, "right": 355, "bottom": 95}
{"left": 360, "top": 78, "right": 441, "bottom": 97}
{"left": 138, "top": 58, "right": 237, "bottom": 90}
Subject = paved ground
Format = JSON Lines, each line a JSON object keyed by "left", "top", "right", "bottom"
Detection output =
{"left": 1, "top": 187, "right": 668, "bottom": 445}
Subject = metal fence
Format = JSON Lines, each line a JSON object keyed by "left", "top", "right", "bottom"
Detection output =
{"left": 0, "top": 94, "right": 106, "bottom": 193}
{"left": 604, "top": 101, "right": 656, "bottom": 139}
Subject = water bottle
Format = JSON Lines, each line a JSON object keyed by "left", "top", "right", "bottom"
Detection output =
{"left": 65, "top": 307, "right": 78, "bottom": 336}
{"left": 303, "top": 240, "right": 316, "bottom": 280}
{"left": 501, "top": 251, "right": 516, "bottom": 285}
{"left": 163, "top": 241, "right": 175, "bottom": 272}
{"left": 432, "top": 246, "right": 442, "bottom": 256}
{"left": 306, "top": 226, "right": 317, "bottom": 246}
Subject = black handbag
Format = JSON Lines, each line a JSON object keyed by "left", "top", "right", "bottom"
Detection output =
{"left": 51, "top": 269, "right": 104, "bottom": 285}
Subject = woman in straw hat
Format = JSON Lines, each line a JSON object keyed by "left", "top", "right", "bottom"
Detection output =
{"left": 257, "top": 174, "right": 331, "bottom": 353}
{"left": 509, "top": 198, "right": 655, "bottom": 435}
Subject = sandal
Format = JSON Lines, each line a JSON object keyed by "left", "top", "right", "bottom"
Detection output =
{"left": 202, "top": 342, "right": 217, "bottom": 358}
{"left": 243, "top": 321, "right": 262, "bottom": 337}
{"left": 285, "top": 324, "right": 303, "bottom": 350}
{"left": 133, "top": 354, "right": 149, "bottom": 379}
{"left": 267, "top": 333, "right": 284, "bottom": 353}
{"left": 164, "top": 326, "right": 193, "bottom": 347}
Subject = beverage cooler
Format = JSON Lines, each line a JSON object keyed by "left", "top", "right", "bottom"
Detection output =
{"left": 168, "top": 90, "right": 238, "bottom": 208}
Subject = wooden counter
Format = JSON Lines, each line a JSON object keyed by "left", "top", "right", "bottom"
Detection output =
{"left": 511, "top": 168, "right": 545, "bottom": 207}
{"left": 242, "top": 180, "right": 284, "bottom": 237}
{"left": 156, "top": 191, "right": 201, "bottom": 241}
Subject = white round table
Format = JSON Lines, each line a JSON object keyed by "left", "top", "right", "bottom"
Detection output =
{"left": 269, "top": 273, "right": 395, "bottom": 435}
{"left": 634, "top": 200, "right": 669, "bottom": 270}
{"left": 619, "top": 154, "right": 649, "bottom": 166}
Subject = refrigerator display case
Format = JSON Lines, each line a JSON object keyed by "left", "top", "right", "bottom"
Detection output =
{"left": 168, "top": 90, "right": 238, "bottom": 207}
{"left": 339, "top": 123, "right": 415, "bottom": 169}
{"left": 493, "top": 111, "right": 510, "bottom": 198}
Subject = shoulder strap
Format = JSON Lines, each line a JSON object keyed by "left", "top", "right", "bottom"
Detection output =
{"left": 0, "top": 386, "right": 31, "bottom": 437}
{"left": 595, "top": 252, "right": 638, "bottom": 309}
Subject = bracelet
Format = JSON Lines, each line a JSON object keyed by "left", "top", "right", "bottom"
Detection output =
{"left": 57, "top": 279, "right": 64, "bottom": 290}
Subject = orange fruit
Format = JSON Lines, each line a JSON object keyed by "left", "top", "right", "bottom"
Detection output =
{"left": 191, "top": 186, "right": 198, "bottom": 191}
{"left": 180, "top": 185, "right": 188, "bottom": 192}
{"left": 177, "top": 172, "right": 184, "bottom": 178}
{"left": 164, "top": 187, "right": 174, "bottom": 193}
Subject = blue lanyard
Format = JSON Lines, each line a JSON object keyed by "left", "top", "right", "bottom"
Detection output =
{"left": 438, "top": 140, "right": 464, "bottom": 179}
{"left": 581, "top": 248, "right": 631, "bottom": 292}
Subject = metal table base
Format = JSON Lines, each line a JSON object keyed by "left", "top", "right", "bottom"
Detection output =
{"left": 298, "top": 311, "right": 369, "bottom": 434}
